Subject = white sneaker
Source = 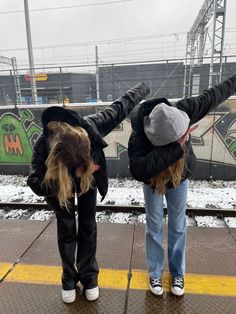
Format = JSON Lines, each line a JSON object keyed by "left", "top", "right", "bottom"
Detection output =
{"left": 171, "top": 277, "right": 185, "bottom": 296}
{"left": 85, "top": 286, "right": 99, "bottom": 301}
{"left": 149, "top": 278, "right": 163, "bottom": 296}
{"left": 62, "top": 289, "right": 76, "bottom": 303}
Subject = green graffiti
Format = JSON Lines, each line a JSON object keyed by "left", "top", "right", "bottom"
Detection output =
{"left": 0, "top": 109, "right": 42, "bottom": 164}
{"left": 228, "top": 141, "right": 236, "bottom": 153}
{"left": 225, "top": 121, "right": 236, "bottom": 156}
{"left": 117, "top": 143, "right": 127, "bottom": 155}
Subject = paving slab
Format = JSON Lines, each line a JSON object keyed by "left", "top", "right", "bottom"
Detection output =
{"left": 0, "top": 282, "right": 126, "bottom": 314}
{"left": 0, "top": 220, "right": 50, "bottom": 263}
{"left": 132, "top": 224, "right": 236, "bottom": 276}
{"left": 127, "top": 290, "right": 236, "bottom": 314}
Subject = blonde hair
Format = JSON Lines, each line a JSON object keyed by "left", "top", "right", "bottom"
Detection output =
{"left": 150, "top": 157, "right": 185, "bottom": 195}
{"left": 43, "top": 121, "right": 95, "bottom": 210}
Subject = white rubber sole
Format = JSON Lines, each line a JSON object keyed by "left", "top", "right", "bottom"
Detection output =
{"left": 85, "top": 286, "right": 99, "bottom": 301}
{"left": 171, "top": 286, "right": 185, "bottom": 296}
{"left": 62, "top": 289, "right": 76, "bottom": 303}
{"left": 149, "top": 284, "right": 164, "bottom": 296}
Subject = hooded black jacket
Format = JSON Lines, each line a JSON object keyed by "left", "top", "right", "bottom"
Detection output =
{"left": 27, "top": 82, "right": 150, "bottom": 205}
{"left": 128, "top": 74, "right": 236, "bottom": 184}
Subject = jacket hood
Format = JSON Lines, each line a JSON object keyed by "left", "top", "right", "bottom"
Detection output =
{"left": 42, "top": 106, "right": 87, "bottom": 135}
{"left": 41, "top": 106, "right": 108, "bottom": 148}
{"left": 131, "top": 97, "right": 171, "bottom": 133}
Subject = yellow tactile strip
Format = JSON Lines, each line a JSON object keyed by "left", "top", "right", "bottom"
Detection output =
{"left": 0, "top": 263, "right": 236, "bottom": 297}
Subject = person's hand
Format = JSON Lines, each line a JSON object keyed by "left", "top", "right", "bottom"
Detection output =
{"left": 75, "top": 164, "right": 100, "bottom": 177}
{"left": 91, "top": 164, "right": 100, "bottom": 173}
{"left": 178, "top": 124, "right": 198, "bottom": 146}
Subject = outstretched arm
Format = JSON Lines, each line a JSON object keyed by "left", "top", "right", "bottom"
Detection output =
{"left": 85, "top": 82, "right": 150, "bottom": 137}
{"left": 128, "top": 131, "right": 184, "bottom": 182}
{"left": 176, "top": 74, "right": 236, "bottom": 125}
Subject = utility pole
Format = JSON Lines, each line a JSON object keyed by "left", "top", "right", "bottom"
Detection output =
{"left": 184, "top": 0, "right": 227, "bottom": 96}
{"left": 95, "top": 45, "right": 100, "bottom": 101}
{"left": 24, "top": 0, "right": 37, "bottom": 104}
{"left": 0, "top": 55, "right": 21, "bottom": 106}
{"left": 209, "top": 0, "right": 227, "bottom": 87}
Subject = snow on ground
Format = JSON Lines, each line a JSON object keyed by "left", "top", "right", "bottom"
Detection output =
{"left": 0, "top": 175, "right": 235, "bottom": 227}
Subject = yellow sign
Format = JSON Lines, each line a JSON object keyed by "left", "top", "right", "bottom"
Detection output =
{"left": 24, "top": 73, "right": 48, "bottom": 82}
{"left": 35, "top": 73, "right": 48, "bottom": 81}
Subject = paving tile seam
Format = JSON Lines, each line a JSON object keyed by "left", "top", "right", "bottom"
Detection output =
{"left": 123, "top": 223, "right": 136, "bottom": 314}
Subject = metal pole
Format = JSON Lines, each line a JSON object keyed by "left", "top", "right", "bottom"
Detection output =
{"left": 10, "top": 70, "right": 16, "bottom": 107}
{"left": 209, "top": 0, "right": 217, "bottom": 88}
{"left": 95, "top": 45, "right": 100, "bottom": 101}
{"left": 59, "top": 67, "right": 64, "bottom": 105}
{"left": 24, "top": 0, "right": 37, "bottom": 104}
{"left": 11, "top": 57, "right": 22, "bottom": 106}
{"left": 111, "top": 64, "right": 115, "bottom": 100}
{"left": 183, "top": 39, "right": 189, "bottom": 97}
{"left": 219, "top": 0, "right": 227, "bottom": 82}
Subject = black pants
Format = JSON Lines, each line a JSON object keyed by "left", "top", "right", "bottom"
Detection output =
{"left": 56, "top": 187, "right": 99, "bottom": 290}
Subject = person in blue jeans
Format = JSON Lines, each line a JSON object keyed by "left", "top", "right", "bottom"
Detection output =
{"left": 128, "top": 74, "right": 236, "bottom": 296}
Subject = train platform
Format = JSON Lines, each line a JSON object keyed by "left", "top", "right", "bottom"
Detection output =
{"left": 0, "top": 219, "right": 236, "bottom": 313}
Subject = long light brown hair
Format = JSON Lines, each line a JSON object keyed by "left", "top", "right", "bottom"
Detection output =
{"left": 150, "top": 156, "right": 185, "bottom": 195}
{"left": 43, "top": 121, "right": 95, "bottom": 210}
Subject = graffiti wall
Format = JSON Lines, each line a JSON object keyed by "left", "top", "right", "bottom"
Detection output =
{"left": 0, "top": 99, "right": 235, "bottom": 179}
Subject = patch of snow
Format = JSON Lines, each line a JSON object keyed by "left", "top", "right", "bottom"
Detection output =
{"left": 224, "top": 217, "right": 236, "bottom": 228}
{"left": 186, "top": 217, "right": 196, "bottom": 227}
{"left": 29, "top": 211, "right": 55, "bottom": 221}
{"left": 0, "top": 175, "right": 235, "bottom": 227}
{"left": 195, "top": 216, "right": 226, "bottom": 227}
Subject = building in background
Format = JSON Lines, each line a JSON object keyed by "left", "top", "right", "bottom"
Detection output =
{"left": 0, "top": 60, "right": 236, "bottom": 106}
{"left": 0, "top": 72, "right": 96, "bottom": 106}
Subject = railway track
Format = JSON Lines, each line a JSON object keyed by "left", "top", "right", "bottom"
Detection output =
{"left": 0, "top": 202, "right": 235, "bottom": 217}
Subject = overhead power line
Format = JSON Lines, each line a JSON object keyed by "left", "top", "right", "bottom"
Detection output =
{"left": 0, "top": 32, "right": 187, "bottom": 53}
{"left": 0, "top": 0, "right": 132, "bottom": 14}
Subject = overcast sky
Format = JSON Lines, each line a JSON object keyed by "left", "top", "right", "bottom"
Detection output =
{"left": 0, "top": 0, "right": 236, "bottom": 70}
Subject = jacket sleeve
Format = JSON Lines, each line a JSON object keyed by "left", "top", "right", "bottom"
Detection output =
{"left": 176, "top": 74, "right": 236, "bottom": 125}
{"left": 27, "top": 135, "right": 55, "bottom": 196}
{"left": 128, "top": 131, "right": 184, "bottom": 182}
{"left": 86, "top": 82, "right": 150, "bottom": 137}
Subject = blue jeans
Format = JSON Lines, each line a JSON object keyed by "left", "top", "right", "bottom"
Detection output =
{"left": 143, "top": 180, "right": 188, "bottom": 279}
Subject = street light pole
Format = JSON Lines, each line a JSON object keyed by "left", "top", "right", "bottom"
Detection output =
{"left": 24, "top": 0, "right": 37, "bottom": 104}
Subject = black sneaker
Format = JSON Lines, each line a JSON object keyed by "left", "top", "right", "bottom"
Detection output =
{"left": 171, "top": 277, "right": 185, "bottom": 296}
{"left": 149, "top": 277, "right": 163, "bottom": 295}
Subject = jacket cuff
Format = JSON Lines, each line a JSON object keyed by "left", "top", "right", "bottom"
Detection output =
{"left": 132, "top": 82, "right": 150, "bottom": 98}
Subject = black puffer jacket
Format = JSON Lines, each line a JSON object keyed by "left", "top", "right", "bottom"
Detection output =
{"left": 128, "top": 74, "right": 236, "bottom": 184}
{"left": 27, "top": 82, "right": 150, "bottom": 205}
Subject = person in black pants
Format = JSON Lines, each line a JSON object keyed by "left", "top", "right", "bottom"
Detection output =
{"left": 128, "top": 74, "right": 236, "bottom": 296}
{"left": 27, "top": 82, "right": 150, "bottom": 303}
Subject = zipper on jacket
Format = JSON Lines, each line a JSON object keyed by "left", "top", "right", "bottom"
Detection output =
{"left": 75, "top": 192, "right": 78, "bottom": 206}
{"left": 71, "top": 177, "right": 78, "bottom": 207}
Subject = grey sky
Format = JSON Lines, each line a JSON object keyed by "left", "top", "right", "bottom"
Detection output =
{"left": 0, "top": 0, "right": 236, "bottom": 69}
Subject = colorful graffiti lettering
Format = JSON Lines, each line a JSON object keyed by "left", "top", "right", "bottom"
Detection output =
{"left": 4, "top": 133, "right": 23, "bottom": 155}
{"left": 225, "top": 120, "right": 236, "bottom": 157}
{"left": 104, "top": 119, "right": 130, "bottom": 159}
{"left": 0, "top": 104, "right": 235, "bottom": 169}
{"left": 0, "top": 110, "right": 42, "bottom": 164}
{"left": 104, "top": 110, "right": 236, "bottom": 167}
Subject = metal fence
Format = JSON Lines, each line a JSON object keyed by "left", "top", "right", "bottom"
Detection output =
{"left": 0, "top": 55, "right": 236, "bottom": 107}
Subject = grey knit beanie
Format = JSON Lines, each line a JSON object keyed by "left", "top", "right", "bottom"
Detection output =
{"left": 143, "top": 103, "right": 190, "bottom": 146}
